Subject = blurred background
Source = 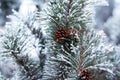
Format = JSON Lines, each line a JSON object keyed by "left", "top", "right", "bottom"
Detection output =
{"left": 0, "top": 0, "right": 48, "bottom": 27}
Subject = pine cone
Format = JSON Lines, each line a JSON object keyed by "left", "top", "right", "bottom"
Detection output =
{"left": 78, "top": 69, "right": 91, "bottom": 80}
{"left": 54, "top": 28, "right": 75, "bottom": 43}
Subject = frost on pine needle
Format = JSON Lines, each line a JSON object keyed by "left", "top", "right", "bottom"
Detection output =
{"left": 0, "top": 9, "right": 47, "bottom": 80}
{"left": 0, "top": 0, "right": 120, "bottom": 80}
{"left": 43, "top": 0, "right": 120, "bottom": 80}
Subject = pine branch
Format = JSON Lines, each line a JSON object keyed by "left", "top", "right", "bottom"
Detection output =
{"left": 0, "top": 10, "right": 48, "bottom": 80}
{"left": 45, "top": 0, "right": 119, "bottom": 80}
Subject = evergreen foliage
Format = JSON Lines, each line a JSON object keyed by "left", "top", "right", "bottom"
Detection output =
{"left": 0, "top": 0, "right": 120, "bottom": 80}
{"left": 44, "top": 0, "right": 120, "bottom": 80}
{"left": 0, "top": 10, "right": 47, "bottom": 80}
